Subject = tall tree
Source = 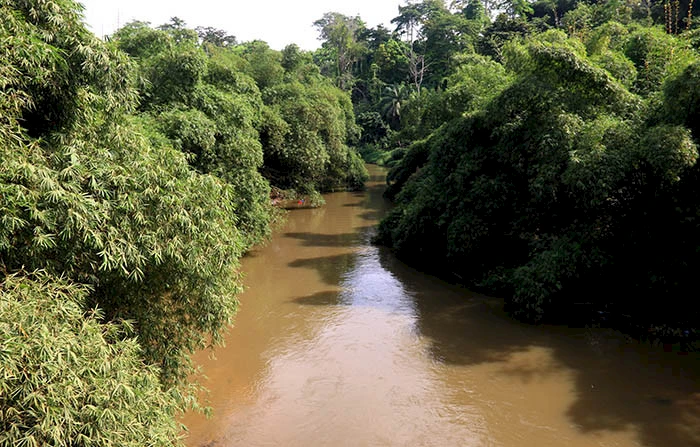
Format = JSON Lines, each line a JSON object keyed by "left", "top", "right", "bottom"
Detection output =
{"left": 314, "top": 12, "right": 368, "bottom": 89}
{"left": 392, "top": 2, "right": 431, "bottom": 92}
{"left": 196, "top": 26, "right": 237, "bottom": 47}
{"left": 391, "top": 0, "right": 472, "bottom": 91}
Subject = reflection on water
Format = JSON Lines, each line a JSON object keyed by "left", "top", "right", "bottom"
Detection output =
{"left": 181, "top": 166, "right": 700, "bottom": 447}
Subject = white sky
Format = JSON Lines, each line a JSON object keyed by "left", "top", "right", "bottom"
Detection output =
{"left": 78, "top": 0, "right": 404, "bottom": 50}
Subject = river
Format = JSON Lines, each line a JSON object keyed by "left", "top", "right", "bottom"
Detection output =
{"left": 181, "top": 165, "right": 700, "bottom": 447}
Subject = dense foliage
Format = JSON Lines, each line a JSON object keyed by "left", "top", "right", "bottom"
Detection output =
{"left": 1, "top": 0, "right": 363, "bottom": 443}
{"left": 112, "top": 21, "right": 273, "bottom": 245}
{"left": 329, "top": 1, "right": 700, "bottom": 340}
{"left": 242, "top": 41, "right": 368, "bottom": 194}
{"left": 1, "top": 1, "right": 245, "bottom": 389}
{"left": 0, "top": 274, "right": 181, "bottom": 446}
{"left": 113, "top": 23, "right": 367, "bottom": 204}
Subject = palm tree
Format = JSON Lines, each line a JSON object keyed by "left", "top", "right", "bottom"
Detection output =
{"left": 380, "top": 83, "right": 411, "bottom": 129}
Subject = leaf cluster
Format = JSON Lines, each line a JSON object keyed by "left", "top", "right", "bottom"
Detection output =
{"left": 0, "top": 273, "right": 182, "bottom": 447}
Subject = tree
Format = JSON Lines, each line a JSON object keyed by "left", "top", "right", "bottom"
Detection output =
{"left": 452, "top": 0, "right": 498, "bottom": 18}
{"left": 357, "top": 111, "right": 391, "bottom": 145}
{"left": 374, "top": 39, "right": 411, "bottom": 84}
{"left": 500, "top": 0, "right": 535, "bottom": 17}
{"left": 378, "top": 25, "right": 700, "bottom": 335}
{"left": 196, "top": 26, "right": 237, "bottom": 47}
{"left": 392, "top": 2, "right": 432, "bottom": 92}
{"left": 281, "top": 44, "right": 306, "bottom": 72}
{"left": 157, "top": 16, "right": 197, "bottom": 43}
{"left": 114, "top": 23, "right": 274, "bottom": 248}
{"left": 259, "top": 77, "right": 366, "bottom": 191}
{"left": 110, "top": 21, "right": 171, "bottom": 58}
{"left": 421, "top": 6, "right": 475, "bottom": 84}
{"left": 239, "top": 40, "right": 285, "bottom": 90}
{"left": 314, "top": 12, "right": 368, "bottom": 89}
{"left": 380, "top": 83, "right": 412, "bottom": 129}
{"left": 477, "top": 14, "right": 531, "bottom": 61}
{"left": 391, "top": 0, "right": 475, "bottom": 91}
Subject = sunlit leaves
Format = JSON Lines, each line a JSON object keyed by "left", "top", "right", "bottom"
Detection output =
{"left": 0, "top": 273, "right": 182, "bottom": 447}
{"left": 639, "top": 125, "right": 698, "bottom": 182}
{"left": 113, "top": 21, "right": 276, "bottom": 249}
{"left": 1, "top": 0, "right": 248, "bottom": 391}
{"left": 257, "top": 68, "right": 367, "bottom": 192}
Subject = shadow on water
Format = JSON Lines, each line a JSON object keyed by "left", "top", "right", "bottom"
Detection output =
{"left": 288, "top": 253, "right": 358, "bottom": 287}
{"left": 287, "top": 229, "right": 700, "bottom": 446}
{"left": 355, "top": 209, "right": 385, "bottom": 221}
{"left": 373, "top": 246, "right": 700, "bottom": 447}
{"left": 291, "top": 290, "right": 342, "bottom": 306}
{"left": 284, "top": 231, "right": 363, "bottom": 248}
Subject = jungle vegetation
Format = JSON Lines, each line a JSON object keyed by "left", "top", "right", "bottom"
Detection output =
{"left": 314, "top": 0, "right": 700, "bottom": 341}
{"left": 1, "top": 1, "right": 363, "bottom": 444}
{"left": 3, "top": 0, "right": 700, "bottom": 444}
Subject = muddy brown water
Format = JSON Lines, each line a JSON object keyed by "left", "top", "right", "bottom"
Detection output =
{"left": 181, "top": 165, "right": 700, "bottom": 447}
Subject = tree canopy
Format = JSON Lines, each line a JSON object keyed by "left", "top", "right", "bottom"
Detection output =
{"left": 357, "top": 2, "right": 700, "bottom": 341}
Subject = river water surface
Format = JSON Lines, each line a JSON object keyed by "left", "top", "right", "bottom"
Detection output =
{"left": 182, "top": 165, "right": 700, "bottom": 447}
